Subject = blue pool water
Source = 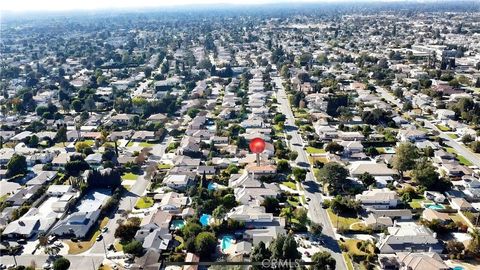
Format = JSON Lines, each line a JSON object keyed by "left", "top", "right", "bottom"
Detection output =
{"left": 199, "top": 214, "right": 211, "bottom": 226}
{"left": 207, "top": 182, "right": 217, "bottom": 190}
{"left": 424, "top": 203, "right": 445, "bottom": 210}
{"left": 221, "top": 235, "right": 234, "bottom": 251}
{"left": 452, "top": 266, "right": 464, "bottom": 270}
{"left": 171, "top": 220, "right": 185, "bottom": 230}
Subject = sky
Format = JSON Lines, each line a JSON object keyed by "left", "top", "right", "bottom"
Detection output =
{"left": 1, "top": 0, "right": 396, "bottom": 12}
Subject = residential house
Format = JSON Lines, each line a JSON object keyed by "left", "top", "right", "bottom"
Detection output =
{"left": 356, "top": 188, "right": 400, "bottom": 209}
{"left": 377, "top": 222, "right": 442, "bottom": 254}
{"left": 158, "top": 192, "right": 189, "bottom": 213}
{"left": 450, "top": 197, "right": 474, "bottom": 211}
{"left": 163, "top": 174, "right": 193, "bottom": 191}
{"left": 51, "top": 190, "right": 110, "bottom": 239}
{"left": 422, "top": 209, "right": 452, "bottom": 224}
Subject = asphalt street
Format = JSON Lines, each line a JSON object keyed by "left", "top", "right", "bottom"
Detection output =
{"left": 273, "top": 76, "right": 347, "bottom": 270}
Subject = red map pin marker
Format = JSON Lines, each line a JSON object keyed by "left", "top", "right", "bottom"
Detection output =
{"left": 249, "top": 137, "right": 265, "bottom": 166}
{"left": 249, "top": 137, "right": 266, "bottom": 154}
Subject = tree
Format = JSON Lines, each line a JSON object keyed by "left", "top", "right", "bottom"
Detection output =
{"left": 359, "top": 172, "right": 376, "bottom": 188}
{"left": 114, "top": 220, "right": 140, "bottom": 242}
{"left": 251, "top": 241, "right": 271, "bottom": 270}
{"left": 309, "top": 223, "right": 323, "bottom": 238}
{"left": 144, "top": 67, "right": 153, "bottom": 78}
{"left": 276, "top": 159, "right": 291, "bottom": 173}
{"left": 212, "top": 205, "right": 226, "bottom": 221}
{"left": 123, "top": 240, "right": 144, "bottom": 257}
{"left": 294, "top": 208, "right": 309, "bottom": 225}
{"left": 312, "top": 251, "right": 336, "bottom": 270}
{"left": 261, "top": 197, "right": 279, "bottom": 214}
{"left": 282, "top": 234, "right": 301, "bottom": 260}
{"left": 273, "top": 113, "right": 286, "bottom": 124}
{"left": 393, "top": 142, "right": 419, "bottom": 179}
{"left": 467, "top": 228, "right": 480, "bottom": 257}
{"left": 6, "top": 154, "right": 27, "bottom": 177}
{"left": 269, "top": 234, "right": 300, "bottom": 260}
{"left": 411, "top": 158, "right": 439, "bottom": 188}
{"left": 75, "top": 141, "right": 93, "bottom": 155}
{"left": 471, "top": 141, "right": 480, "bottom": 153}
{"left": 446, "top": 240, "right": 465, "bottom": 259}
{"left": 194, "top": 232, "right": 217, "bottom": 258}
{"left": 54, "top": 126, "right": 68, "bottom": 146}
{"left": 71, "top": 99, "right": 82, "bottom": 112}
{"left": 65, "top": 157, "right": 90, "bottom": 176}
{"left": 53, "top": 257, "right": 70, "bottom": 270}
{"left": 292, "top": 167, "right": 307, "bottom": 182}
{"left": 280, "top": 207, "right": 294, "bottom": 224}
{"left": 182, "top": 221, "right": 202, "bottom": 239}
{"left": 288, "top": 151, "right": 298, "bottom": 161}
{"left": 325, "top": 142, "right": 344, "bottom": 154}
{"left": 318, "top": 162, "right": 349, "bottom": 194}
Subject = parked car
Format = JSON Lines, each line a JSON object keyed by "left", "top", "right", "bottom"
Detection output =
{"left": 96, "top": 235, "right": 103, "bottom": 241}
{"left": 102, "top": 227, "right": 108, "bottom": 233}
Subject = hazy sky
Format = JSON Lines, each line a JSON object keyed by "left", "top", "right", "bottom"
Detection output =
{"left": 1, "top": 0, "right": 372, "bottom": 12}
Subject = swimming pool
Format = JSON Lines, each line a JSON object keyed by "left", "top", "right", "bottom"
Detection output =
{"left": 424, "top": 203, "right": 445, "bottom": 210}
{"left": 221, "top": 235, "right": 234, "bottom": 251}
{"left": 199, "top": 214, "right": 211, "bottom": 226}
{"left": 170, "top": 219, "right": 185, "bottom": 230}
{"left": 207, "top": 182, "right": 217, "bottom": 190}
{"left": 452, "top": 266, "right": 464, "bottom": 270}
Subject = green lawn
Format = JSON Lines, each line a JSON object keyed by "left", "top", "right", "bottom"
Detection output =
{"left": 287, "top": 196, "right": 300, "bottom": 207}
{"left": 445, "top": 148, "right": 473, "bottom": 166}
{"left": 306, "top": 147, "right": 326, "bottom": 154}
{"left": 446, "top": 147, "right": 457, "bottom": 154}
{"left": 343, "top": 239, "right": 374, "bottom": 256}
{"left": 282, "top": 181, "right": 297, "bottom": 190}
{"left": 327, "top": 209, "right": 360, "bottom": 229}
{"left": 409, "top": 197, "right": 431, "bottom": 209}
{"left": 447, "top": 133, "right": 459, "bottom": 139}
{"left": 158, "top": 163, "right": 172, "bottom": 170}
{"left": 135, "top": 197, "right": 154, "bottom": 209}
{"left": 122, "top": 172, "right": 139, "bottom": 181}
{"left": 273, "top": 124, "right": 284, "bottom": 133}
{"left": 350, "top": 222, "right": 368, "bottom": 231}
{"left": 77, "top": 140, "right": 95, "bottom": 146}
{"left": 457, "top": 155, "right": 473, "bottom": 166}
{"left": 139, "top": 142, "right": 156, "bottom": 147}
{"left": 436, "top": 124, "right": 451, "bottom": 132}
{"left": 0, "top": 194, "right": 8, "bottom": 203}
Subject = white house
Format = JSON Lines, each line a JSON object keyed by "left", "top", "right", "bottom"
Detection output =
{"left": 355, "top": 188, "right": 399, "bottom": 209}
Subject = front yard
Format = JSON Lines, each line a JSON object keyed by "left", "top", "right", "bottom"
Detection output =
{"left": 306, "top": 147, "right": 326, "bottom": 154}
{"left": 281, "top": 181, "right": 297, "bottom": 190}
{"left": 135, "top": 196, "right": 154, "bottom": 209}
{"left": 327, "top": 209, "right": 360, "bottom": 230}
{"left": 122, "top": 172, "right": 139, "bottom": 181}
